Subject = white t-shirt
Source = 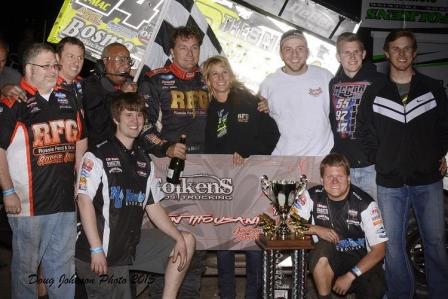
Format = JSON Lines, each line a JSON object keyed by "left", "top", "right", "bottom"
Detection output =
{"left": 259, "top": 65, "right": 334, "bottom": 156}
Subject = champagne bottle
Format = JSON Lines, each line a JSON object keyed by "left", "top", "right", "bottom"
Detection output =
{"left": 166, "top": 135, "right": 186, "bottom": 184}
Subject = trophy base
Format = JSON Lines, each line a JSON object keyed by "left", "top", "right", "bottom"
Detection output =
{"left": 257, "top": 234, "right": 313, "bottom": 250}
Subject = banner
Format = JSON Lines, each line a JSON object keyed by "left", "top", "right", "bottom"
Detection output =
{"left": 144, "top": 155, "right": 324, "bottom": 250}
{"left": 361, "top": 0, "right": 448, "bottom": 28}
{"left": 48, "top": 0, "right": 168, "bottom": 68}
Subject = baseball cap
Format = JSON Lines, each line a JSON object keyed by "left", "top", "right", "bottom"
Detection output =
{"left": 280, "top": 29, "right": 307, "bottom": 47}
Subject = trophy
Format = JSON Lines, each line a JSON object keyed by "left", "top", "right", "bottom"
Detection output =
{"left": 260, "top": 175, "right": 308, "bottom": 240}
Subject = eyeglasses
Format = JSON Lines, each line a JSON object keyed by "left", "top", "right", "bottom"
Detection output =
{"left": 103, "top": 56, "right": 134, "bottom": 66}
{"left": 28, "top": 63, "right": 62, "bottom": 71}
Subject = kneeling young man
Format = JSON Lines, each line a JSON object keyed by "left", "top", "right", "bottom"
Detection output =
{"left": 75, "top": 93, "right": 195, "bottom": 298}
{"left": 298, "top": 153, "right": 387, "bottom": 299}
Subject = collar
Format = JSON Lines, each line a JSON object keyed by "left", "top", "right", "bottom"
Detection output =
{"left": 168, "top": 63, "right": 199, "bottom": 80}
{"left": 20, "top": 78, "right": 38, "bottom": 96}
{"left": 111, "top": 136, "right": 136, "bottom": 156}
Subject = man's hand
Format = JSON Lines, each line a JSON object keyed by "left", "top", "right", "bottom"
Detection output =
{"left": 333, "top": 272, "right": 356, "bottom": 295}
{"left": 311, "top": 225, "right": 340, "bottom": 244}
{"left": 120, "top": 81, "right": 137, "bottom": 93}
{"left": 3, "top": 193, "right": 21, "bottom": 214}
{"left": 166, "top": 143, "right": 186, "bottom": 159}
{"left": 1, "top": 84, "right": 27, "bottom": 101}
{"left": 91, "top": 252, "right": 108, "bottom": 275}
{"left": 257, "top": 96, "right": 269, "bottom": 113}
{"left": 171, "top": 236, "right": 188, "bottom": 271}
{"left": 439, "top": 157, "right": 447, "bottom": 175}
{"left": 233, "top": 152, "right": 244, "bottom": 165}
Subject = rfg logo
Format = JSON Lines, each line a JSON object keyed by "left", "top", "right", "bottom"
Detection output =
{"left": 158, "top": 175, "right": 233, "bottom": 201}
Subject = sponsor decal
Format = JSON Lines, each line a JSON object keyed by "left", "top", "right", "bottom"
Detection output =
{"left": 336, "top": 237, "right": 366, "bottom": 252}
{"left": 136, "top": 161, "right": 146, "bottom": 168}
{"left": 82, "top": 159, "right": 94, "bottom": 172}
{"left": 316, "top": 214, "right": 330, "bottom": 221}
{"left": 79, "top": 176, "right": 87, "bottom": 191}
{"left": 160, "top": 74, "right": 174, "bottom": 80}
{"left": 309, "top": 87, "right": 323, "bottom": 97}
{"left": 137, "top": 170, "right": 147, "bottom": 177}
{"left": 106, "top": 160, "right": 121, "bottom": 168}
{"left": 109, "top": 167, "right": 122, "bottom": 173}
{"left": 110, "top": 186, "right": 145, "bottom": 208}
{"left": 161, "top": 80, "right": 175, "bottom": 86}
{"left": 159, "top": 174, "right": 233, "bottom": 201}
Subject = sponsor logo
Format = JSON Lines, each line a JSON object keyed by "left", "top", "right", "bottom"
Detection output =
{"left": 106, "top": 160, "right": 121, "bottom": 168}
{"left": 109, "top": 167, "right": 122, "bottom": 173}
{"left": 160, "top": 74, "right": 174, "bottom": 80}
{"left": 79, "top": 176, "right": 87, "bottom": 191}
{"left": 161, "top": 80, "right": 175, "bottom": 86}
{"left": 159, "top": 174, "right": 233, "bottom": 201}
{"left": 237, "top": 113, "right": 249, "bottom": 123}
{"left": 110, "top": 186, "right": 145, "bottom": 208}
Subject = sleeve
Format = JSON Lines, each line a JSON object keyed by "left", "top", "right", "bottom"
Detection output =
{"left": 356, "top": 84, "right": 380, "bottom": 163}
{"left": 253, "top": 108, "right": 279, "bottom": 155}
{"left": 138, "top": 77, "right": 172, "bottom": 157}
{"left": 328, "top": 80, "right": 337, "bottom": 148}
{"left": 81, "top": 79, "right": 114, "bottom": 147}
{"left": 76, "top": 152, "right": 104, "bottom": 200}
{"left": 204, "top": 102, "right": 217, "bottom": 154}
{"left": 434, "top": 80, "right": 448, "bottom": 156}
{"left": 146, "top": 161, "right": 165, "bottom": 204}
{"left": 76, "top": 105, "right": 87, "bottom": 141}
{"left": 0, "top": 100, "right": 18, "bottom": 150}
{"left": 360, "top": 201, "right": 388, "bottom": 247}
{"left": 258, "top": 78, "right": 277, "bottom": 118}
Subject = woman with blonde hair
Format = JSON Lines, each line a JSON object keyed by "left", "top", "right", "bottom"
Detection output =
{"left": 202, "top": 55, "right": 279, "bottom": 298}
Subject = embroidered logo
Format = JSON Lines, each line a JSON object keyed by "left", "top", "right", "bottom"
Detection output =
{"left": 237, "top": 113, "right": 249, "bottom": 123}
{"left": 309, "top": 87, "right": 323, "bottom": 97}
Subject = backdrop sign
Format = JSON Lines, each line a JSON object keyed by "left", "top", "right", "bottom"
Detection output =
{"left": 144, "top": 155, "right": 323, "bottom": 250}
{"left": 361, "top": 0, "right": 448, "bottom": 28}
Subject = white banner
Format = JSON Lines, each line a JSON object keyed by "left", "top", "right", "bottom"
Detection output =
{"left": 144, "top": 154, "right": 324, "bottom": 250}
{"left": 361, "top": 0, "right": 448, "bottom": 28}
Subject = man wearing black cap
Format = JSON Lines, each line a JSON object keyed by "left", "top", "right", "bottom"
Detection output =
{"left": 259, "top": 29, "right": 334, "bottom": 156}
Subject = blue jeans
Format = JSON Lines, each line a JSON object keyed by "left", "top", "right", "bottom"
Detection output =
{"left": 217, "top": 250, "right": 262, "bottom": 299}
{"left": 8, "top": 212, "right": 76, "bottom": 299}
{"left": 350, "top": 165, "right": 377, "bottom": 200}
{"left": 377, "top": 181, "right": 448, "bottom": 299}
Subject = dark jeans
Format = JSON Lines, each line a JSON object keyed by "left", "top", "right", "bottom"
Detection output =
{"left": 217, "top": 250, "right": 262, "bottom": 299}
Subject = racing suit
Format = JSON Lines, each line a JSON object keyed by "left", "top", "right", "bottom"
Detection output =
{"left": 298, "top": 185, "right": 388, "bottom": 299}
{"left": 139, "top": 62, "right": 208, "bottom": 155}
{"left": 138, "top": 62, "right": 208, "bottom": 298}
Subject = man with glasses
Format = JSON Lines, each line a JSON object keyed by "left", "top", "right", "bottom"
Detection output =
{"left": 358, "top": 29, "right": 448, "bottom": 298}
{"left": 82, "top": 42, "right": 137, "bottom": 149}
{"left": 0, "top": 43, "right": 87, "bottom": 298}
{"left": 329, "top": 32, "right": 387, "bottom": 200}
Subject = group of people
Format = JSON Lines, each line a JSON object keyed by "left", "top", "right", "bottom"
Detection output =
{"left": 0, "top": 22, "right": 447, "bottom": 299}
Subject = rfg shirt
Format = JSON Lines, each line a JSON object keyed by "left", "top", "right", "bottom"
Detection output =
{"left": 0, "top": 79, "right": 86, "bottom": 216}
{"left": 75, "top": 138, "right": 164, "bottom": 266}
{"left": 295, "top": 185, "right": 387, "bottom": 252}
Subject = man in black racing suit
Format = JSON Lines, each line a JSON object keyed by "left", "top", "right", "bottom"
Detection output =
{"left": 137, "top": 26, "right": 206, "bottom": 299}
